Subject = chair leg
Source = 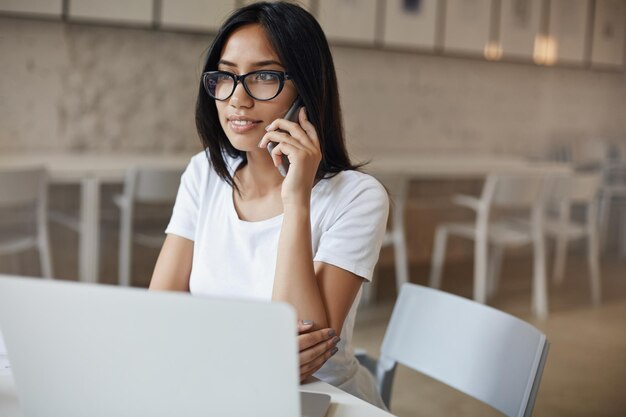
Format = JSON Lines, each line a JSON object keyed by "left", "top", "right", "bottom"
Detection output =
{"left": 429, "top": 227, "right": 448, "bottom": 289}
{"left": 474, "top": 232, "right": 488, "bottom": 304}
{"left": 38, "top": 239, "right": 53, "bottom": 279}
{"left": 118, "top": 208, "right": 133, "bottom": 287}
{"left": 598, "top": 192, "right": 611, "bottom": 252}
{"left": 393, "top": 230, "right": 410, "bottom": 293}
{"left": 38, "top": 211, "right": 53, "bottom": 279}
{"left": 552, "top": 200, "right": 570, "bottom": 284}
{"left": 552, "top": 233, "right": 568, "bottom": 285}
{"left": 621, "top": 205, "right": 626, "bottom": 258}
{"left": 487, "top": 244, "right": 504, "bottom": 299}
{"left": 588, "top": 209, "right": 602, "bottom": 306}
{"left": 532, "top": 224, "right": 548, "bottom": 319}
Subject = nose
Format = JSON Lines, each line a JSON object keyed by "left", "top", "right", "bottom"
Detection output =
{"left": 229, "top": 79, "right": 253, "bottom": 108}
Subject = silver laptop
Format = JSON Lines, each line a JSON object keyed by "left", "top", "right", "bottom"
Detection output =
{"left": 0, "top": 275, "right": 330, "bottom": 417}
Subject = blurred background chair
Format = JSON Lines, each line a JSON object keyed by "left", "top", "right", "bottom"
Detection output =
{"left": 362, "top": 173, "right": 410, "bottom": 304}
{"left": 356, "top": 283, "right": 549, "bottom": 416}
{"left": 569, "top": 140, "right": 611, "bottom": 171}
{"left": 547, "top": 140, "right": 608, "bottom": 167}
{"left": 599, "top": 161, "right": 626, "bottom": 256}
{"left": 543, "top": 174, "right": 602, "bottom": 306}
{"left": 428, "top": 173, "right": 548, "bottom": 318}
{"left": 549, "top": 140, "right": 626, "bottom": 256}
{"left": 0, "top": 167, "right": 52, "bottom": 279}
{"left": 114, "top": 166, "right": 183, "bottom": 287}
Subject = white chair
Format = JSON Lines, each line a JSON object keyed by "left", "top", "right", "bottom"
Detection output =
{"left": 0, "top": 167, "right": 53, "bottom": 278}
{"left": 356, "top": 283, "right": 549, "bottom": 415}
{"left": 544, "top": 174, "right": 602, "bottom": 305}
{"left": 114, "top": 166, "right": 182, "bottom": 287}
{"left": 362, "top": 173, "right": 410, "bottom": 304}
{"left": 570, "top": 140, "right": 611, "bottom": 171}
{"left": 429, "top": 173, "right": 548, "bottom": 318}
{"left": 598, "top": 161, "right": 626, "bottom": 255}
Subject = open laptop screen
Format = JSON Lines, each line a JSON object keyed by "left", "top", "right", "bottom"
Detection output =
{"left": 0, "top": 275, "right": 301, "bottom": 417}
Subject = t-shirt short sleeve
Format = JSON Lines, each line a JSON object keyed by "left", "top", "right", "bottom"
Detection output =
{"left": 313, "top": 174, "right": 389, "bottom": 281}
{"left": 164, "top": 153, "right": 206, "bottom": 241}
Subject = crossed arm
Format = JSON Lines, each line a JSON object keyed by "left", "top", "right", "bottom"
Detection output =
{"left": 272, "top": 206, "right": 365, "bottom": 381}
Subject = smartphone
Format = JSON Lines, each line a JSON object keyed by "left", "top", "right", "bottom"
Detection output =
{"left": 266, "top": 97, "right": 303, "bottom": 177}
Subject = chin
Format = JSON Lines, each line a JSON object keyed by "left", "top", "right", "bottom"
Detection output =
{"left": 226, "top": 133, "right": 262, "bottom": 153}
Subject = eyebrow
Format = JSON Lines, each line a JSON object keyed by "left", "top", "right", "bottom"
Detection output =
{"left": 217, "top": 59, "right": 284, "bottom": 68}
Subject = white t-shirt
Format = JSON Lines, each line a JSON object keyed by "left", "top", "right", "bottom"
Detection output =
{"left": 165, "top": 151, "right": 389, "bottom": 407}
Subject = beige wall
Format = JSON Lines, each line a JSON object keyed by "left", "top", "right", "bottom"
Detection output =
{"left": 1, "top": 16, "right": 625, "bottom": 157}
{"left": 2, "top": 16, "right": 625, "bottom": 271}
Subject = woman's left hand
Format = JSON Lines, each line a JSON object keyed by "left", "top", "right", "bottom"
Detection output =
{"left": 296, "top": 320, "right": 340, "bottom": 382}
{"left": 259, "top": 107, "right": 321, "bottom": 206}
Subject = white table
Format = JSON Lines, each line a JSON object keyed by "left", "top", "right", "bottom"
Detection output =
{"left": 0, "top": 366, "right": 395, "bottom": 417}
{"left": 360, "top": 153, "right": 571, "bottom": 178}
{"left": 0, "top": 152, "right": 570, "bottom": 284}
{"left": 0, "top": 153, "right": 193, "bottom": 284}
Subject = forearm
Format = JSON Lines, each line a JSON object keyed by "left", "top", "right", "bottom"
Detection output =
{"left": 272, "top": 204, "right": 328, "bottom": 328}
{"left": 149, "top": 234, "right": 192, "bottom": 292}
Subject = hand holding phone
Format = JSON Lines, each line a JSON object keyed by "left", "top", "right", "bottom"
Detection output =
{"left": 266, "top": 97, "right": 303, "bottom": 177}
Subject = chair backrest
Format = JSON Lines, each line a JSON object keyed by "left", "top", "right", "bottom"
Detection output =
{"left": 546, "top": 140, "right": 610, "bottom": 168}
{"left": 378, "top": 284, "right": 549, "bottom": 417}
{"left": 602, "top": 161, "right": 626, "bottom": 187}
{"left": 125, "top": 167, "right": 184, "bottom": 204}
{"left": 573, "top": 140, "right": 609, "bottom": 167}
{"left": 481, "top": 174, "right": 545, "bottom": 209}
{"left": 549, "top": 173, "right": 601, "bottom": 205}
{"left": 0, "top": 167, "right": 46, "bottom": 208}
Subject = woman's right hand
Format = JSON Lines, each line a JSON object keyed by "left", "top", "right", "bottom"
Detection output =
{"left": 297, "top": 320, "right": 340, "bottom": 382}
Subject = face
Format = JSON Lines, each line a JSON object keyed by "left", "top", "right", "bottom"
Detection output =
{"left": 215, "top": 24, "right": 298, "bottom": 152}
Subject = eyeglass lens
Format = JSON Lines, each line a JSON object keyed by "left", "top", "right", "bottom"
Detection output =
{"left": 206, "top": 71, "right": 282, "bottom": 100}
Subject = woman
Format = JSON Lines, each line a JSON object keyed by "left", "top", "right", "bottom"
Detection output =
{"left": 150, "top": 2, "right": 388, "bottom": 408}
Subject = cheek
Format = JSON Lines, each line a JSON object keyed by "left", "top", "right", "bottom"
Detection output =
{"left": 215, "top": 102, "right": 227, "bottom": 120}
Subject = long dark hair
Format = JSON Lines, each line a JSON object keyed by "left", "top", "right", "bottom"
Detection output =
{"left": 195, "top": 1, "right": 361, "bottom": 189}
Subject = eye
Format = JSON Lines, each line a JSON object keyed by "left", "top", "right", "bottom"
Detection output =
{"left": 253, "top": 72, "right": 278, "bottom": 82}
{"left": 216, "top": 72, "right": 233, "bottom": 82}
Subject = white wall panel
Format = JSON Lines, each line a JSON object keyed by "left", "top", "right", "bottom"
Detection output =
{"left": 383, "top": 0, "right": 438, "bottom": 50}
{"left": 548, "top": 0, "right": 589, "bottom": 65}
{"left": 69, "top": 0, "right": 153, "bottom": 26}
{"left": 318, "top": 0, "right": 378, "bottom": 45}
{"left": 0, "top": 0, "right": 63, "bottom": 17}
{"left": 443, "top": 0, "right": 492, "bottom": 55}
{"left": 500, "top": 0, "right": 542, "bottom": 60}
{"left": 591, "top": 0, "right": 625, "bottom": 67}
{"left": 160, "top": 0, "right": 235, "bottom": 31}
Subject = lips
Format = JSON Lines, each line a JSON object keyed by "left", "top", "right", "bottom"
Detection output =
{"left": 230, "top": 119, "right": 257, "bottom": 126}
{"left": 227, "top": 116, "right": 262, "bottom": 133}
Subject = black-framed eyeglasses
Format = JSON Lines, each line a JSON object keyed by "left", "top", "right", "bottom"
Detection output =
{"left": 202, "top": 70, "right": 292, "bottom": 101}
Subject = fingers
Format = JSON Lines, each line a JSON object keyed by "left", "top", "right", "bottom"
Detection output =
{"left": 300, "top": 343, "right": 339, "bottom": 382}
{"left": 259, "top": 107, "right": 319, "bottom": 149}
{"left": 298, "top": 327, "right": 336, "bottom": 351}
{"left": 300, "top": 334, "right": 340, "bottom": 366}
{"left": 298, "top": 107, "right": 319, "bottom": 145}
{"left": 258, "top": 107, "right": 321, "bottom": 179}
{"left": 263, "top": 118, "right": 303, "bottom": 139}
{"left": 267, "top": 141, "right": 299, "bottom": 169}
{"left": 258, "top": 127, "right": 311, "bottom": 151}
{"left": 297, "top": 319, "right": 314, "bottom": 334}
{"left": 261, "top": 130, "right": 307, "bottom": 154}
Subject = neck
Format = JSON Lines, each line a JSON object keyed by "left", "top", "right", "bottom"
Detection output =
{"left": 235, "top": 149, "right": 284, "bottom": 198}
